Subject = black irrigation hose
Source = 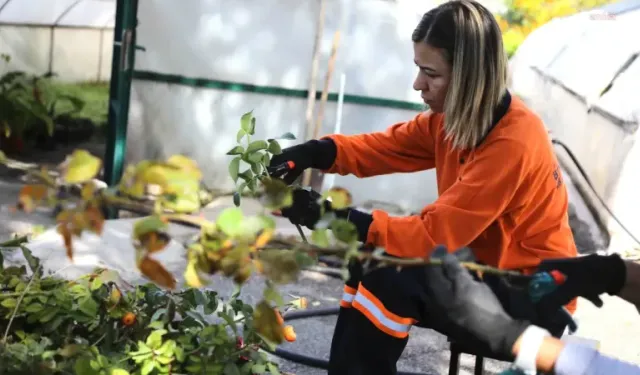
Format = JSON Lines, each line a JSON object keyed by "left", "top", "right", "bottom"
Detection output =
{"left": 268, "top": 306, "right": 427, "bottom": 375}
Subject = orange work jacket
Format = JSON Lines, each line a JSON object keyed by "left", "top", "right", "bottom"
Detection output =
{"left": 322, "top": 94, "right": 578, "bottom": 311}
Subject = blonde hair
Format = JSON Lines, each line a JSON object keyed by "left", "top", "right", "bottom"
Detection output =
{"left": 412, "top": 0, "right": 508, "bottom": 149}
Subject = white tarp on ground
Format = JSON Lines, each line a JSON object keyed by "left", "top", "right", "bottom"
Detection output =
{"left": 0, "top": 0, "right": 115, "bottom": 82}
{"left": 509, "top": 0, "right": 640, "bottom": 252}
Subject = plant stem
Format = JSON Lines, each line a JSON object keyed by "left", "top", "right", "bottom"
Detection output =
{"left": 0, "top": 291, "right": 54, "bottom": 298}
{"left": 8, "top": 156, "right": 526, "bottom": 279}
{"left": 2, "top": 264, "right": 42, "bottom": 344}
{"left": 0, "top": 236, "right": 29, "bottom": 248}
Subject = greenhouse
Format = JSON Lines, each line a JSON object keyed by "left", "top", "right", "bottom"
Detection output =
{"left": 0, "top": 0, "right": 115, "bottom": 82}
{"left": 509, "top": 0, "right": 640, "bottom": 253}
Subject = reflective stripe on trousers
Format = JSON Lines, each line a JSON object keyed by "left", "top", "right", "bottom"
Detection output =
{"left": 339, "top": 283, "right": 416, "bottom": 339}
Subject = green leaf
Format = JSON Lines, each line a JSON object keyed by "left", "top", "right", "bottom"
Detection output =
{"left": 246, "top": 140, "right": 268, "bottom": 153}
{"left": 330, "top": 219, "right": 359, "bottom": 244}
{"left": 110, "top": 369, "right": 130, "bottom": 375}
{"left": 260, "top": 178, "right": 292, "bottom": 210}
{"left": 237, "top": 129, "right": 247, "bottom": 143}
{"left": 267, "top": 362, "right": 281, "bottom": 375}
{"left": 25, "top": 303, "right": 44, "bottom": 313}
{"left": 78, "top": 297, "right": 99, "bottom": 316}
{"left": 216, "top": 208, "right": 244, "bottom": 236}
{"left": 140, "top": 360, "right": 155, "bottom": 375}
{"left": 262, "top": 152, "right": 271, "bottom": 167}
{"left": 247, "top": 151, "right": 264, "bottom": 164}
{"left": 59, "top": 344, "right": 84, "bottom": 357}
{"left": 311, "top": 229, "right": 330, "bottom": 247}
{"left": 263, "top": 285, "right": 284, "bottom": 307}
{"left": 74, "top": 358, "right": 94, "bottom": 375}
{"left": 226, "top": 146, "right": 245, "bottom": 155}
{"left": 277, "top": 132, "right": 296, "bottom": 140}
{"left": 251, "top": 161, "right": 262, "bottom": 175}
{"left": 229, "top": 156, "right": 241, "bottom": 183}
{"left": 224, "top": 362, "right": 242, "bottom": 375}
{"left": 251, "top": 364, "right": 267, "bottom": 374}
{"left": 248, "top": 179, "right": 257, "bottom": 193}
{"left": 238, "top": 169, "right": 254, "bottom": 182}
{"left": 267, "top": 140, "right": 282, "bottom": 155}
{"left": 146, "top": 329, "right": 167, "bottom": 349}
{"left": 1, "top": 298, "right": 17, "bottom": 308}
{"left": 133, "top": 216, "right": 168, "bottom": 239}
{"left": 240, "top": 111, "right": 255, "bottom": 134}
{"left": 90, "top": 277, "right": 103, "bottom": 291}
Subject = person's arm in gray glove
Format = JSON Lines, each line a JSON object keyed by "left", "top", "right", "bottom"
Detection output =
{"left": 424, "top": 250, "right": 640, "bottom": 375}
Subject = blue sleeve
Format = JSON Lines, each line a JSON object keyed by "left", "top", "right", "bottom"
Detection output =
{"left": 555, "top": 342, "right": 640, "bottom": 375}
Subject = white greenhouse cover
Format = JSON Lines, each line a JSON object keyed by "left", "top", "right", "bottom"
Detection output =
{"left": 0, "top": 0, "right": 115, "bottom": 28}
{"left": 511, "top": 0, "right": 640, "bottom": 123}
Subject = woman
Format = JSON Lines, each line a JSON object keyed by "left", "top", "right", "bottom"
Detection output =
{"left": 269, "top": 1, "right": 578, "bottom": 373}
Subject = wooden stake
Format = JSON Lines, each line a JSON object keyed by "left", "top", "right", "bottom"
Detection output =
{"left": 303, "top": 29, "right": 341, "bottom": 187}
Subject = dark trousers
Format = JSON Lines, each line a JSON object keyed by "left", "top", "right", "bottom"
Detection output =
{"left": 327, "top": 261, "right": 568, "bottom": 375}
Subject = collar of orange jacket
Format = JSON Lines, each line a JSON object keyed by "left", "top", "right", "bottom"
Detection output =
{"left": 475, "top": 90, "right": 512, "bottom": 147}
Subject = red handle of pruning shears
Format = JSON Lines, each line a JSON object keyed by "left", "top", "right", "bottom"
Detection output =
{"left": 269, "top": 160, "right": 296, "bottom": 176}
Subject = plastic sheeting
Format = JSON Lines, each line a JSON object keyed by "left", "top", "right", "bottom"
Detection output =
{"left": 127, "top": 0, "right": 444, "bottom": 213}
{"left": 509, "top": 1, "right": 640, "bottom": 254}
{"left": 0, "top": 0, "right": 115, "bottom": 27}
{"left": 0, "top": 0, "right": 114, "bottom": 81}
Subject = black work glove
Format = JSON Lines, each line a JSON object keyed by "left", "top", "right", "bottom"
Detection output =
{"left": 267, "top": 139, "right": 337, "bottom": 184}
{"left": 536, "top": 253, "right": 626, "bottom": 309}
{"left": 280, "top": 188, "right": 325, "bottom": 229}
{"left": 280, "top": 188, "right": 373, "bottom": 241}
{"left": 424, "top": 248, "right": 530, "bottom": 356}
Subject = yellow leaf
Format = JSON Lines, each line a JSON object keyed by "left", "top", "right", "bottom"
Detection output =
{"left": 166, "top": 154, "right": 203, "bottom": 180}
{"left": 18, "top": 184, "right": 49, "bottom": 213}
{"left": 184, "top": 261, "right": 205, "bottom": 287}
{"left": 64, "top": 149, "right": 102, "bottom": 184}
{"left": 326, "top": 187, "right": 352, "bottom": 210}
{"left": 138, "top": 256, "right": 176, "bottom": 290}
{"left": 81, "top": 182, "right": 96, "bottom": 200}
{"left": 254, "top": 229, "right": 273, "bottom": 249}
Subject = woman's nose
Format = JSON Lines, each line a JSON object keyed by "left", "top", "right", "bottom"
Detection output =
{"left": 413, "top": 74, "right": 428, "bottom": 91}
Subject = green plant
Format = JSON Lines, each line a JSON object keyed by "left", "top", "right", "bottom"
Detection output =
{"left": 0, "top": 55, "right": 85, "bottom": 140}
{"left": 2, "top": 111, "right": 523, "bottom": 374}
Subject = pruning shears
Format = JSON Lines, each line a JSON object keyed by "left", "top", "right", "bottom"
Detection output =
{"left": 506, "top": 269, "right": 578, "bottom": 334}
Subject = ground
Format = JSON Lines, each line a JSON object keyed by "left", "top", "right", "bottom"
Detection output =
{"left": 0, "top": 143, "right": 639, "bottom": 375}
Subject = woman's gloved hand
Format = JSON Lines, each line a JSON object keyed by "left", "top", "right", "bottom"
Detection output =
{"left": 535, "top": 253, "right": 626, "bottom": 309}
{"left": 267, "top": 139, "right": 337, "bottom": 184}
{"left": 280, "top": 188, "right": 325, "bottom": 229}
{"left": 279, "top": 187, "right": 373, "bottom": 242}
{"left": 424, "top": 249, "right": 530, "bottom": 357}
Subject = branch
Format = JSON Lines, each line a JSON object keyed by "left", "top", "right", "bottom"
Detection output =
{"left": 11, "top": 158, "right": 529, "bottom": 280}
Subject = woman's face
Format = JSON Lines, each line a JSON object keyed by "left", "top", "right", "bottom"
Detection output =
{"left": 412, "top": 42, "right": 452, "bottom": 113}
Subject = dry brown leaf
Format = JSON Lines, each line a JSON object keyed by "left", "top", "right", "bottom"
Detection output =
{"left": 139, "top": 231, "right": 171, "bottom": 253}
{"left": 138, "top": 256, "right": 176, "bottom": 290}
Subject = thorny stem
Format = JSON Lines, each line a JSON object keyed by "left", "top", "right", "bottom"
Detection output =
{"left": 10, "top": 159, "right": 527, "bottom": 280}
